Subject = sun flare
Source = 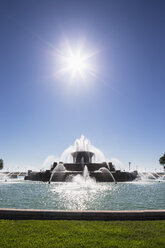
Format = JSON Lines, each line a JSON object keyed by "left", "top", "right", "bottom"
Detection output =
{"left": 56, "top": 40, "right": 98, "bottom": 80}
{"left": 66, "top": 53, "right": 86, "bottom": 73}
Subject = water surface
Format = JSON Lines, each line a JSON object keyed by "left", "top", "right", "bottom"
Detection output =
{"left": 0, "top": 177, "right": 164, "bottom": 210}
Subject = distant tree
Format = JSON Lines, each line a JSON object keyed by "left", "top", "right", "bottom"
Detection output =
{"left": 159, "top": 154, "right": 165, "bottom": 171}
{"left": 0, "top": 159, "right": 3, "bottom": 170}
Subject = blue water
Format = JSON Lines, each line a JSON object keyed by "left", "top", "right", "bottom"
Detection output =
{"left": 0, "top": 177, "right": 164, "bottom": 210}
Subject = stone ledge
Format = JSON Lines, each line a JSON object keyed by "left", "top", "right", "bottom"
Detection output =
{"left": 0, "top": 208, "right": 165, "bottom": 221}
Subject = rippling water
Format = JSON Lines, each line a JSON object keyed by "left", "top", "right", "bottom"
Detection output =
{"left": 0, "top": 177, "right": 164, "bottom": 210}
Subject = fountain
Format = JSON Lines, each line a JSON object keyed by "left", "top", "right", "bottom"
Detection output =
{"left": 83, "top": 165, "right": 90, "bottom": 181}
{"left": 139, "top": 172, "right": 165, "bottom": 182}
{"left": 0, "top": 172, "right": 18, "bottom": 181}
{"left": 25, "top": 135, "right": 138, "bottom": 183}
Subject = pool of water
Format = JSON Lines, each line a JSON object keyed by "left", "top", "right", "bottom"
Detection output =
{"left": 0, "top": 177, "right": 164, "bottom": 210}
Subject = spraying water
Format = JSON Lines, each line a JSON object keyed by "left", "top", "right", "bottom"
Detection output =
{"left": 83, "top": 165, "right": 90, "bottom": 181}
{"left": 72, "top": 165, "right": 96, "bottom": 189}
{"left": 60, "top": 135, "right": 107, "bottom": 163}
{"left": 138, "top": 172, "right": 165, "bottom": 182}
{"left": 49, "top": 162, "right": 66, "bottom": 184}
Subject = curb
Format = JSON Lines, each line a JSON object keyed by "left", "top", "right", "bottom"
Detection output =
{"left": 0, "top": 208, "right": 165, "bottom": 221}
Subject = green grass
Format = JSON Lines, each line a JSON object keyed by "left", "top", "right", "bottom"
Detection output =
{"left": 0, "top": 220, "right": 165, "bottom": 248}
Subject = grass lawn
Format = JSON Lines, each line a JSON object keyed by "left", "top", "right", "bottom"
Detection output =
{"left": 0, "top": 220, "right": 165, "bottom": 248}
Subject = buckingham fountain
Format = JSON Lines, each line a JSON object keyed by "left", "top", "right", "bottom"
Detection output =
{"left": 25, "top": 135, "right": 138, "bottom": 183}
{"left": 1, "top": 136, "right": 165, "bottom": 211}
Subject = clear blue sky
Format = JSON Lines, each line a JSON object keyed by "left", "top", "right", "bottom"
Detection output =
{"left": 0, "top": 0, "right": 164, "bottom": 171}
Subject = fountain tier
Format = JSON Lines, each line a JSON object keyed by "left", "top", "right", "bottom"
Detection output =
{"left": 25, "top": 136, "right": 138, "bottom": 182}
{"left": 25, "top": 135, "right": 137, "bottom": 182}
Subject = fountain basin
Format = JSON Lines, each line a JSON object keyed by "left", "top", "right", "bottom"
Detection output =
{"left": 25, "top": 165, "right": 138, "bottom": 182}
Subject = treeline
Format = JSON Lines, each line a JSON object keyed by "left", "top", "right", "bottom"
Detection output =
{"left": 0, "top": 159, "right": 3, "bottom": 170}
{"left": 159, "top": 153, "right": 165, "bottom": 168}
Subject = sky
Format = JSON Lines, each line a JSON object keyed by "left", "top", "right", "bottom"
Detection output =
{"left": 0, "top": 0, "right": 165, "bottom": 172}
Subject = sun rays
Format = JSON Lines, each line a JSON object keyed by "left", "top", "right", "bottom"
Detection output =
{"left": 55, "top": 40, "right": 99, "bottom": 81}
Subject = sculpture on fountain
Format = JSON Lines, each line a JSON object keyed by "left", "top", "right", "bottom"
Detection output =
{"left": 25, "top": 135, "right": 138, "bottom": 182}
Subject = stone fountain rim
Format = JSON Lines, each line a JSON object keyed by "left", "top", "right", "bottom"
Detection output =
{"left": 0, "top": 208, "right": 165, "bottom": 221}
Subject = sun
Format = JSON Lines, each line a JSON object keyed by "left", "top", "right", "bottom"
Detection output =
{"left": 56, "top": 40, "right": 98, "bottom": 80}
{"left": 66, "top": 52, "right": 86, "bottom": 73}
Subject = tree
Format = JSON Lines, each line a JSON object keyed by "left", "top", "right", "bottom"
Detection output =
{"left": 0, "top": 159, "right": 3, "bottom": 170}
{"left": 159, "top": 153, "right": 165, "bottom": 171}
